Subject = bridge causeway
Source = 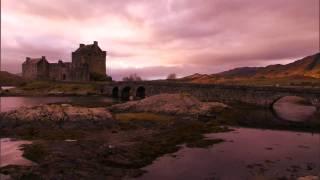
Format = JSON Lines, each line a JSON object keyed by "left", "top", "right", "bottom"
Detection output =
{"left": 102, "top": 81, "right": 320, "bottom": 107}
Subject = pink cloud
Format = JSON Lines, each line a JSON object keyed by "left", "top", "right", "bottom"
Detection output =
{"left": 1, "top": 0, "right": 318, "bottom": 80}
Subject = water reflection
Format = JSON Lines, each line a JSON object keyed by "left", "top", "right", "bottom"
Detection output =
{"left": 139, "top": 128, "right": 320, "bottom": 180}
{"left": 0, "top": 138, "right": 34, "bottom": 167}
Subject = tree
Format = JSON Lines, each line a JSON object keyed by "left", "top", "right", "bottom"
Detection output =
{"left": 90, "top": 73, "right": 112, "bottom": 81}
{"left": 167, "top": 73, "right": 177, "bottom": 80}
{"left": 122, "top": 73, "right": 142, "bottom": 81}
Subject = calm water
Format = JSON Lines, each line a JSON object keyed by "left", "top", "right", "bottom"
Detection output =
{"left": 0, "top": 138, "right": 34, "bottom": 168}
{"left": 0, "top": 96, "right": 115, "bottom": 112}
{"left": 139, "top": 128, "right": 320, "bottom": 180}
{"left": 0, "top": 138, "right": 34, "bottom": 180}
{"left": 1, "top": 86, "right": 16, "bottom": 90}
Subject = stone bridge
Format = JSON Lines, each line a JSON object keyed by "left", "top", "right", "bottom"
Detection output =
{"left": 102, "top": 81, "right": 320, "bottom": 107}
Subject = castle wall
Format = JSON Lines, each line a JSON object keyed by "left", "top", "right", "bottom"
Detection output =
{"left": 48, "top": 63, "right": 72, "bottom": 81}
{"left": 70, "top": 64, "right": 90, "bottom": 81}
{"left": 22, "top": 63, "right": 37, "bottom": 79}
{"left": 22, "top": 41, "right": 107, "bottom": 82}
{"left": 22, "top": 59, "right": 49, "bottom": 80}
{"left": 87, "top": 53, "right": 106, "bottom": 76}
{"left": 36, "top": 61, "right": 49, "bottom": 79}
{"left": 72, "top": 51, "right": 106, "bottom": 79}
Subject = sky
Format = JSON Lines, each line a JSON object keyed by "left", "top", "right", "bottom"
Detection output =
{"left": 1, "top": 0, "right": 319, "bottom": 80}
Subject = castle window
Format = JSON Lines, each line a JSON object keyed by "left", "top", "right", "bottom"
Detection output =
{"left": 62, "top": 74, "right": 66, "bottom": 80}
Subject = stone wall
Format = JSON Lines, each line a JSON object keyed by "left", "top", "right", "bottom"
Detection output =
{"left": 71, "top": 41, "right": 107, "bottom": 80}
{"left": 22, "top": 57, "right": 49, "bottom": 80}
{"left": 103, "top": 82, "right": 320, "bottom": 107}
{"left": 22, "top": 63, "right": 38, "bottom": 79}
{"left": 70, "top": 64, "right": 90, "bottom": 81}
{"left": 22, "top": 41, "right": 106, "bottom": 82}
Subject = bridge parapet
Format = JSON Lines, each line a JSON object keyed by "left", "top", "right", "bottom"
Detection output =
{"left": 103, "top": 81, "right": 320, "bottom": 107}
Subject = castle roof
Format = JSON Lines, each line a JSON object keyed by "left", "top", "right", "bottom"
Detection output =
{"left": 28, "top": 58, "right": 42, "bottom": 64}
{"left": 23, "top": 56, "right": 48, "bottom": 64}
{"left": 74, "top": 45, "right": 102, "bottom": 53}
{"left": 73, "top": 41, "right": 105, "bottom": 54}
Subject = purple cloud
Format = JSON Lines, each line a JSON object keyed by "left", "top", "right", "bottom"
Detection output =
{"left": 1, "top": 0, "right": 318, "bottom": 79}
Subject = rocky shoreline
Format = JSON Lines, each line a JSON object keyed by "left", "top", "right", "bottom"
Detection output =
{"left": 0, "top": 93, "right": 319, "bottom": 179}
{"left": 0, "top": 94, "right": 231, "bottom": 179}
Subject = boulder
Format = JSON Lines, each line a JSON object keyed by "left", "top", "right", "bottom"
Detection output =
{"left": 109, "top": 93, "right": 228, "bottom": 117}
{"left": 0, "top": 104, "right": 114, "bottom": 129}
{"left": 297, "top": 176, "right": 319, "bottom": 180}
{"left": 1, "top": 104, "right": 112, "bottom": 122}
{"left": 273, "top": 96, "right": 317, "bottom": 122}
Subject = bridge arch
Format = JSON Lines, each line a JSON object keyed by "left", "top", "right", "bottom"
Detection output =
{"left": 103, "top": 82, "right": 320, "bottom": 107}
{"left": 270, "top": 95, "right": 315, "bottom": 109}
{"left": 112, "top": 87, "right": 119, "bottom": 98}
{"left": 121, "top": 86, "right": 131, "bottom": 101}
{"left": 136, "top": 86, "right": 146, "bottom": 99}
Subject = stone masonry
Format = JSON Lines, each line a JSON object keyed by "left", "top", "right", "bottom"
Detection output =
{"left": 22, "top": 41, "right": 107, "bottom": 81}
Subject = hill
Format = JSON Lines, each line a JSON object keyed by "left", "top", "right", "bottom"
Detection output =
{"left": 0, "top": 71, "right": 26, "bottom": 86}
{"left": 180, "top": 52, "right": 320, "bottom": 86}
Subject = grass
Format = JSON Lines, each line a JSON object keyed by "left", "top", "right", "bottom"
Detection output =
{"left": 0, "top": 71, "right": 25, "bottom": 86}
{"left": 218, "top": 77, "right": 320, "bottom": 87}
{"left": 18, "top": 80, "right": 99, "bottom": 93}
{"left": 115, "top": 112, "right": 174, "bottom": 122}
{"left": 0, "top": 123, "right": 86, "bottom": 140}
{"left": 20, "top": 129, "right": 84, "bottom": 141}
{"left": 114, "top": 112, "right": 176, "bottom": 131}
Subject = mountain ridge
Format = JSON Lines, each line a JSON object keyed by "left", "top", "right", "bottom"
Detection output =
{"left": 0, "top": 71, "right": 26, "bottom": 86}
{"left": 181, "top": 52, "right": 320, "bottom": 83}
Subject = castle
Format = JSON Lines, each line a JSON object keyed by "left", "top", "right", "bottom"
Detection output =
{"left": 22, "top": 41, "right": 108, "bottom": 81}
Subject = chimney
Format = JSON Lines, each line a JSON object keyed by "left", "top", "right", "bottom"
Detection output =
{"left": 26, "top": 57, "right": 31, "bottom": 61}
{"left": 93, "top": 41, "right": 98, "bottom": 46}
{"left": 41, "top": 56, "right": 46, "bottom": 59}
{"left": 80, "top": 44, "right": 85, "bottom": 47}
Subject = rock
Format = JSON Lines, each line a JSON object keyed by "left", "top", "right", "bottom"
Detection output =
{"left": 297, "top": 176, "right": 319, "bottom": 180}
{"left": 1, "top": 104, "right": 112, "bottom": 121}
{"left": 109, "top": 93, "right": 228, "bottom": 117}
{"left": 0, "top": 104, "right": 114, "bottom": 129}
{"left": 273, "top": 96, "right": 317, "bottom": 122}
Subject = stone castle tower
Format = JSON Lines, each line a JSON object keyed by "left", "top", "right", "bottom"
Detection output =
{"left": 72, "top": 41, "right": 107, "bottom": 80}
{"left": 22, "top": 41, "right": 108, "bottom": 81}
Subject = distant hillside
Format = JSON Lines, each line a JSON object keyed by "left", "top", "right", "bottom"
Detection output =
{"left": 0, "top": 71, "right": 26, "bottom": 86}
{"left": 180, "top": 52, "right": 320, "bottom": 86}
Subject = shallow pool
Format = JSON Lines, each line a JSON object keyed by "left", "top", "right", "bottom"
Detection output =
{"left": 138, "top": 127, "right": 320, "bottom": 180}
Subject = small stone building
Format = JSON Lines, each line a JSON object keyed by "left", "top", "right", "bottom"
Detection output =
{"left": 22, "top": 41, "right": 108, "bottom": 81}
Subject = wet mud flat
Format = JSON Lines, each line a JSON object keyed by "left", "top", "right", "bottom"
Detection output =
{"left": 0, "top": 112, "right": 229, "bottom": 179}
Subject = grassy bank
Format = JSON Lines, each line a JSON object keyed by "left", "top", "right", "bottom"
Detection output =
{"left": 3, "top": 80, "right": 105, "bottom": 96}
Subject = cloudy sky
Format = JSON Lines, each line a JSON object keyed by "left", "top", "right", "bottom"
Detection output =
{"left": 1, "top": 0, "right": 319, "bottom": 80}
